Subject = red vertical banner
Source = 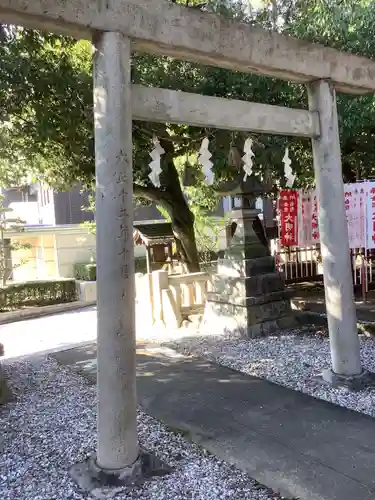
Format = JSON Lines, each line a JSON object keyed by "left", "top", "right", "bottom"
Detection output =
{"left": 311, "top": 190, "right": 319, "bottom": 243}
{"left": 279, "top": 189, "right": 298, "bottom": 246}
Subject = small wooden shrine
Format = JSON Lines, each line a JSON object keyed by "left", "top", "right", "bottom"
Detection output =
{"left": 133, "top": 222, "right": 175, "bottom": 273}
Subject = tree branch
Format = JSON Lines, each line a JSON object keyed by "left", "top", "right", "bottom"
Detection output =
{"left": 133, "top": 182, "right": 173, "bottom": 211}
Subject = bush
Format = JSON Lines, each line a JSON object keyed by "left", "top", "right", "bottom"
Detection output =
{"left": 199, "top": 250, "right": 218, "bottom": 264}
{"left": 0, "top": 279, "right": 77, "bottom": 311}
{"left": 74, "top": 257, "right": 147, "bottom": 280}
{"left": 135, "top": 256, "right": 147, "bottom": 274}
{"left": 74, "top": 262, "right": 97, "bottom": 281}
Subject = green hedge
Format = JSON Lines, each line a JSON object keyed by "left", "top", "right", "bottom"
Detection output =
{"left": 135, "top": 256, "right": 147, "bottom": 274}
{"left": 75, "top": 257, "right": 148, "bottom": 281}
{"left": 0, "top": 279, "right": 77, "bottom": 311}
{"left": 74, "top": 262, "right": 97, "bottom": 281}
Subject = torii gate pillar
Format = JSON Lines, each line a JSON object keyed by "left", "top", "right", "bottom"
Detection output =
{"left": 308, "top": 80, "right": 372, "bottom": 389}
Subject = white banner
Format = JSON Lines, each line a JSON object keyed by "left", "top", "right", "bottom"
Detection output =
{"left": 282, "top": 182, "right": 375, "bottom": 249}
{"left": 365, "top": 181, "right": 375, "bottom": 249}
{"left": 297, "top": 190, "right": 313, "bottom": 247}
{"left": 344, "top": 183, "right": 366, "bottom": 249}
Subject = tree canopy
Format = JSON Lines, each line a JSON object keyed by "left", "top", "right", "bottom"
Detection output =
{"left": 1, "top": 0, "right": 375, "bottom": 269}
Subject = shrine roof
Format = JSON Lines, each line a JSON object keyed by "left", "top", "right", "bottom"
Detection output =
{"left": 133, "top": 222, "right": 175, "bottom": 246}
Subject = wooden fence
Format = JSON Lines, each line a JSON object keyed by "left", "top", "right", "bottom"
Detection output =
{"left": 271, "top": 239, "right": 375, "bottom": 298}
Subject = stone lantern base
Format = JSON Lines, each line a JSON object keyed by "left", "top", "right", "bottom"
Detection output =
{"left": 202, "top": 208, "right": 297, "bottom": 337}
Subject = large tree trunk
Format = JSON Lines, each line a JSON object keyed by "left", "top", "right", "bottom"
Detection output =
{"left": 169, "top": 197, "right": 200, "bottom": 273}
{"left": 160, "top": 142, "right": 200, "bottom": 272}
{"left": 133, "top": 137, "right": 200, "bottom": 273}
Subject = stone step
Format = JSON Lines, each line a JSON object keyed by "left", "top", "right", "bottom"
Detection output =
{"left": 211, "top": 272, "right": 286, "bottom": 297}
{"left": 207, "top": 289, "right": 292, "bottom": 307}
{"left": 206, "top": 296, "right": 292, "bottom": 325}
{"left": 218, "top": 256, "right": 276, "bottom": 277}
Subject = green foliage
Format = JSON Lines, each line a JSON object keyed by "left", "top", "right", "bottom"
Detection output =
{"left": 81, "top": 191, "right": 96, "bottom": 235}
{"left": 135, "top": 256, "right": 148, "bottom": 274}
{"left": 74, "top": 262, "right": 96, "bottom": 281}
{"left": 0, "top": 194, "right": 31, "bottom": 286}
{"left": 283, "top": 0, "right": 375, "bottom": 182}
{"left": 157, "top": 154, "right": 225, "bottom": 254}
{"left": 1, "top": 0, "right": 375, "bottom": 266}
{"left": 0, "top": 279, "right": 77, "bottom": 311}
{"left": 74, "top": 257, "right": 148, "bottom": 278}
{"left": 194, "top": 214, "right": 225, "bottom": 254}
{"left": 0, "top": 31, "right": 94, "bottom": 188}
{"left": 3, "top": 0, "right": 373, "bottom": 192}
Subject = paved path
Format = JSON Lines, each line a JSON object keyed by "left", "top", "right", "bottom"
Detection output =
{"left": 3, "top": 304, "right": 375, "bottom": 499}
{"left": 0, "top": 306, "right": 188, "bottom": 359}
{"left": 54, "top": 342, "right": 375, "bottom": 500}
{"left": 0, "top": 307, "right": 97, "bottom": 359}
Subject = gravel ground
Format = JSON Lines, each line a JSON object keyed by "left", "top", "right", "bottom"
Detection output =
{"left": 0, "top": 357, "right": 285, "bottom": 500}
{"left": 167, "top": 326, "right": 375, "bottom": 418}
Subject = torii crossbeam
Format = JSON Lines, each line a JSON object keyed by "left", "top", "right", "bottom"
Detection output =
{"left": 1, "top": 0, "right": 373, "bottom": 494}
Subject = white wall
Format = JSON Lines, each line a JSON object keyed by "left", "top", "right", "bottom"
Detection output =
{"left": 55, "top": 230, "right": 147, "bottom": 278}
{"left": 37, "top": 185, "right": 55, "bottom": 225}
{"left": 55, "top": 231, "right": 96, "bottom": 277}
{"left": 9, "top": 202, "right": 40, "bottom": 225}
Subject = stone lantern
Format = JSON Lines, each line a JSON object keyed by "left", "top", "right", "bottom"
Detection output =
{"left": 202, "top": 172, "right": 296, "bottom": 337}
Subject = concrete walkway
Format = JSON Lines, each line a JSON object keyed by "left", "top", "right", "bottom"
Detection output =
{"left": 0, "top": 306, "right": 97, "bottom": 359}
{"left": 0, "top": 301, "right": 95, "bottom": 326}
{"left": 0, "top": 305, "right": 182, "bottom": 360}
{"left": 54, "top": 342, "right": 375, "bottom": 500}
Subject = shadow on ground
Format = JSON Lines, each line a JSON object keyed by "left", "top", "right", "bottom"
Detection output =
{"left": 52, "top": 340, "right": 375, "bottom": 500}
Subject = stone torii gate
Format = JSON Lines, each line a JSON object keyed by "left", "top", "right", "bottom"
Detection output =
{"left": 2, "top": 0, "right": 375, "bottom": 491}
